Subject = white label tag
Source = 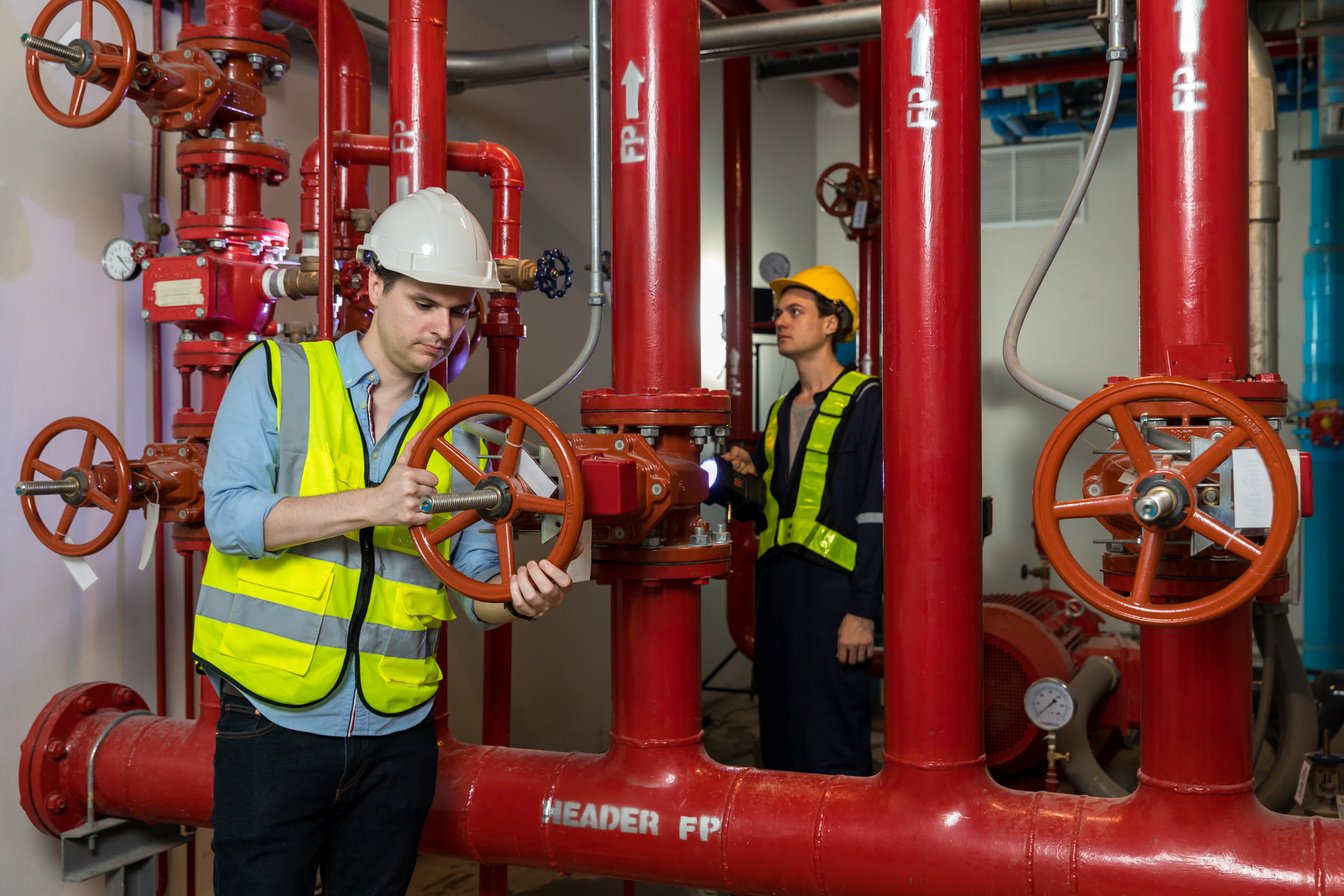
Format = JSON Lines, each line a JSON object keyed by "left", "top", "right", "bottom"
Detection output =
{"left": 517, "top": 449, "right": 557, "bottom": 499}
{"left": 567, "top": 520, "right": 593, "bottom": 584}
{"left": 62, "top": 556, "right": 98, "bottom": 591}
{"left": 1296, "top": 756, "right": 1313, "bottom": 807}
{"left": 152, "top": 279, "right": 205, "bottom": 307}
{"left": 852, "top": 199, "right": 869, "bottom": 229}
{"left": 1232, "top": 448, "right": 1301, "bottom": 529}
{"left": 138, "top": 502, "right": 160, "bottom": 571}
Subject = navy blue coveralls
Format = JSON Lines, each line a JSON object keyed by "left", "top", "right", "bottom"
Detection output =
{"left": 750, "top": 369, "right": 884, "bottom": 776}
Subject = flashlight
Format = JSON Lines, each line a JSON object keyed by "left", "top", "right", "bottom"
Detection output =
{"left": 701, "top": 455, "right": 766, "bottom": 512}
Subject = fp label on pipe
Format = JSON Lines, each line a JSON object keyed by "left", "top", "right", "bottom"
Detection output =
{"left": 905, "top": 14, "right": 938, "bottom": 129}
{"left": 1172, "top": 0, "right": 1207, "bottom": 112}
{"left": 619, "top": 61, "right": 647, "bottom": 164}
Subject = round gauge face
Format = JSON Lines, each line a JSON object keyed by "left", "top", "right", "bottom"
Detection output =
{"left": 101, "top": 237, "right": 141, "bottom": 282}
{"left": 758, "top": 251, "right": 791, "bottom": 284}
{"left": 1023, "top": 677, "right": 1076, "bottom": 731}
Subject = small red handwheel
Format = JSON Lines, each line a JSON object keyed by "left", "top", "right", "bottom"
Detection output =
{"left": 26, "top": 0, "right": 137, "bottom": 128}
{"left": 1032, "top": 376, "right": 1298, "bottom": 627}
{"left": 18, "top": 417, "right": 133, "bottom": 557}
{"left": 409, "top": 395, "right": 584, "bottom": 602}
{"left": 815, "top": 162, "right": 869, "bottom": 218}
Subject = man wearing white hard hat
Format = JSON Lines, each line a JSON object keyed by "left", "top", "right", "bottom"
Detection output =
{"left": 195, "top": 188, "right": 575, "bottom": 894}
{"left": 722, "top": 264, "right": 883, "bottom": 777}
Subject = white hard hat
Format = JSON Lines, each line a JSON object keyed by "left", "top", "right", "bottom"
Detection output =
{"left": 357, "top": 187, "right": 501, "bottom": 290}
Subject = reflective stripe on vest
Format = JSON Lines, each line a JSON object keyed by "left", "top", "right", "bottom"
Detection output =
{"left": 757, "top": 370, "right": 874, "bottom": 571}
{"left": 194, "top": 340, "right": 469, "bottom": 714}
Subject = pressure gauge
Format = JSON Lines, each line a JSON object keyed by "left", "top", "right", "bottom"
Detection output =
{"left": 1023, "top": 677, "right": 1076, "bottom": 731}
{"left": 758, "top": 251, "right": 790, "bottom": 284}
{"left": 101, "top": 237, "right": 141, "bottom": 282}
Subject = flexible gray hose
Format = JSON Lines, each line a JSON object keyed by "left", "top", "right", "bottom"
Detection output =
{"left": 519, "top": 0, "right": 607, "bottom": 409}
{"left": 1057, "top": 656, "right": 1129, "bottom": 799}
{"left": 1002, "top": 0, "right": 1127, "bottom": 413}
{"left": 1255, "top": 611, "right": 1319, "bottom": 812}
{"left": 1251, "top": 607, "right": 1279, "bottom": 769}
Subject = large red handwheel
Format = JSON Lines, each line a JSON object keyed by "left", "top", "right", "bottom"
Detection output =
{"left": 1032, "top": 376, "right": 1298, "bottom": 627}
{"left": 408, "top": 395, "right": 584, "bottom": 602}
{"left": 815, "top": 162, "right": 869, "bottom": 219}
{"left": 18, "top": 417, "right": 133, "bottom": 557}
{"left": 26, "top": 0, "right": 137, "bottom": 128}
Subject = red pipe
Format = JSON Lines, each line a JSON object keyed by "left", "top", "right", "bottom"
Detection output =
{"left": 857, "top": 39, "right": 881, "bottom": 373}
{"left": 722, "top": 55, "right": 756, "bottom": 660}
{"left": 1136, "top": 1, "right": 1254, "bottom": 789}
{"left": 387, "top": 0, "right": 446, "bottom": 198}
{"left": 1138, "top": 4, "right": 1248, "bottom": 377}
{"left": 307, "top": 135, "right": 524, "bottom": 265}
{"left": 610, "top": 0, "right": 700, "bottom": 395}
{"left": 884, "top": 0, "right": 983, "bottom": 766}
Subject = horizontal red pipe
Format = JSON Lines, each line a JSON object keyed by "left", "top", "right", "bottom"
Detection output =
{"left": 60, "top": 709, "right": 1344, "bottom": 893}
{"left": 301, "top": 135, "right": 524, "bottom": 260}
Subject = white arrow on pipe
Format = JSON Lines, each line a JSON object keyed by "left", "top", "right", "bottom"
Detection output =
{"left": 907, "top": 13, "right": 932, "bottom": 79}
{"left": 621, "top": 61, "right": 645, "bottom": 121}
{"left": 1175, "top": 0, "right": 1204, "bottom": 55}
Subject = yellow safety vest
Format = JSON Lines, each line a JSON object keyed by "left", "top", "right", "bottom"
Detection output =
{"left": 758, "top": 370, "right": 875, "bottom": 571}
{"left": 194, "top": 340, "right": 463, "bottom": 715}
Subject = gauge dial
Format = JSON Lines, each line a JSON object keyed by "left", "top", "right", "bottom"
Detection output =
{"left": 101, "top": 238, "right": 141, "bottom": 282}
{"left": 1023, "top": 677, "right": 1076, "bottom": 731}
{"left": 758, "top": 251, "right": 790, "bottom": 285}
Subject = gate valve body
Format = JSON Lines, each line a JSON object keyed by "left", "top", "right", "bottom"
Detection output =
{"left": 815, "top": 162, "right": 879, "bottom": 236}
{"left": 17, "top": 418, "right": 208, "bottom": 557}
{"left": 23, "top": 0, "right": 138, "bottom": 128}
{"left": 1033, "top": 376, "right": 1298, "bottom": 627}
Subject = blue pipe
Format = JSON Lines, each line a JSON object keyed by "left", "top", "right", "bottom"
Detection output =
{"left": 1300, "top": 10, "right": 1344, "bottom": 671}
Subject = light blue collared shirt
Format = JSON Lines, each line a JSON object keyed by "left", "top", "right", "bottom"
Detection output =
{"left": 203, "top": 332, "right": 499, "bottom": 736}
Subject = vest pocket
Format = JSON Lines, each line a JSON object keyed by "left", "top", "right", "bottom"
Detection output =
{"left": 220, "top": 559, "right": 337, "bottom": 676}
{"left": 392, "top": 581, "right": 452, "bottom": 628}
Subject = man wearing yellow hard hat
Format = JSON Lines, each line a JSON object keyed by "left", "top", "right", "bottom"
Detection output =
{"left": 723, "top": 264, "right": 883, "bottom": 776}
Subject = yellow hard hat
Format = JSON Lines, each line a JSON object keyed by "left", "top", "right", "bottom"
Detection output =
{"left": 769, "top": 264, "right": 859, "bottom": 343}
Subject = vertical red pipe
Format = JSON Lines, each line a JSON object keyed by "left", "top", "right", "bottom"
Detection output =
{"left": 611, "top": 582, "right": 703, "bottom": 745}
{"left": 857, "top": 41, "right": 881, "bottom": 374}
{"left": 1138, "top": 3, "right": 1249, "bottom": 376}
{"left": 882, "top": 0, "right": 983, "bottom": 766}
{"left": 387, "top": 0, "right": 447, "bottom": 198}
{"left": 610, "top": 0, "right": 701, "bottom": 395}
{"left": 722, "top": 54, "right": 756, "bottom": 658}
{"left": 1137, "top": 4, "right": 1253, "bottom": 789}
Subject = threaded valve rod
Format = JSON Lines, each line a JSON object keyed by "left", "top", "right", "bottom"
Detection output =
{"left": 15, "top": 478, "right": 80, "bottom": 497}
{"left": 20, "top": 33, "right": 86, "bottom": 67}
{"left": 420, "top": 487, "right": 503, "bottom": 515}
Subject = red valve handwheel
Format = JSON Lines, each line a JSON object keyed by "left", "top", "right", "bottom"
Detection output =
{"left": 19, "top": 417, "right": 133, "bottom": 557}
{"left": 409, "top": 395, "right": 584, "bottom": 602}
{"left": 815, "top": 162, "right": 869, "bottom": 219}
{"left": 26, "top": 0, "right": 137, "bottom": 128}
{"left": 1032, "top": 376, "right": 1298, "bottom": 627}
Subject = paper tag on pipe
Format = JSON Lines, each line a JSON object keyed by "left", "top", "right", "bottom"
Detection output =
{"left": 62, "top": 556, "right": 98, "bottom": 591}
{"left": 517, "top": 449, "right": 558, "bottom": 498}
{"left": 566, "top": 520, "right": 592, "bottom": 584}
{"left": 541, "top": 515, "right": 561, "bottom": 545}
{"left": 138, "top": 503, "right": 160, "bottom": 571}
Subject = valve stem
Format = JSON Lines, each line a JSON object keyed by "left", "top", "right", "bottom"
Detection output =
{"left": 420, "top": 487, "right": 503, "bottom": 515}
{"left": 15, "top": 478, "right": 81, "bottom": 497}
{"left": 20, "top": 33, "right": 86, "bottom": 67}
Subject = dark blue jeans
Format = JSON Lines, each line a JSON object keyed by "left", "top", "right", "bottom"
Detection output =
{"left": 211, "top": 692, "right": 438, "bottom": 896}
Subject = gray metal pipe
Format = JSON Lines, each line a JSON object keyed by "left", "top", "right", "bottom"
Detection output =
{"left": 338, "top": 0, "right": 1096, "bottom": 93}
{"left": 1248, "top": 21, "right": 1281, "bottom": 375}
